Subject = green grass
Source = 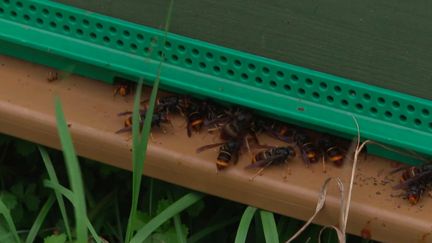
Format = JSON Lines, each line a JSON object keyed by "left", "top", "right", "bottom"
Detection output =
{"left": 125, "top": 0, "right": 174, "bottom": 241}
{"left": 260, "top": 211, "right": 279, "bottom": 243}
{"left": 24, "top": 195, "right": 55, "bottom": 243}
{"left": 0, "top": 196, "right": 20, "bottom": 243}
{"left": 54, "top": 97, "right": 88, "bottom": 242}
{"left": 38, "top": 146, "right": 72, "bottom": 241}
{"left": 235, "top": 206, "right": 257, "bottom": 243}
{"left": 0, "top": 133, "right": 381, "bottom": 243}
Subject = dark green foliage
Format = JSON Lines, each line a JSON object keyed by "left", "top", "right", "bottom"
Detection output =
{"left": 0, "top": 134, "right": 379, "bottom": 242}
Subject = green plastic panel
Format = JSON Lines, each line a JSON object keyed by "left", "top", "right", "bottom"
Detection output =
{"left": 0, "top": 0, "right": 431, "bottom": 164}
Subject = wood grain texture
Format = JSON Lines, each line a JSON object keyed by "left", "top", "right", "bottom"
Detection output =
{"left": 55, "top": 0, "right": 432, "bottom": 100}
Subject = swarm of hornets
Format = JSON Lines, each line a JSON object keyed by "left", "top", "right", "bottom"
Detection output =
{"left": 115, "top": 85, "right": 432, "bottom": 205}
{"left": 115, "top": 91, "right": 347, "bottom": 172}
{"left": 392, "top": 163, "right": 432, "bottom": 205}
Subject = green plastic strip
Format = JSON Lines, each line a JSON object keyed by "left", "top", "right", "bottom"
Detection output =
{"left": 0, "top": 0, "right": 431, "bottom": 164}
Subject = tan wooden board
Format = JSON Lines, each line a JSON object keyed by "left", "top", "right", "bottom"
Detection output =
{"left": 0, "top": 55, "right": 431, "bottom": 242}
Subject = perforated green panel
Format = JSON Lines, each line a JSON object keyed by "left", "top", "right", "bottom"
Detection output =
{"left": 0, "top": 0, "right": 431, "bottom": 164}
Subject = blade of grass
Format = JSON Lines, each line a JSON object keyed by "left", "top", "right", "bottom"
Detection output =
{"left": 126, "top": 1, "right": 174, "bottom": 241}
{"left": 126, "top": 2, "right": 173, "bottom": 239}
{"left": 0, "top": 224, "right": 15, "bottom": 242}
{"left": 130, "top": 192, "right": 203, "bottom": 243}
{"left": 173, "top": 214, "right": 187, "bottom": 243}
{"left": 260, "top": 210, "right": 279, "bottom": 243}
{"left": 43, "top": 180, "right": 102, "bottom": 243}
{"left": 54, "top": 96, "right": 87, "bottom": 242}
{"left": 234, "top": 206, "right": 257, "bottom": 243}
{"left": 125, "top": 79, "right": 144, "bottom": 242}
{"left": 25, "top": 194, "right": 55, "bottom": 243}
{"left": 114, "top": 198, "right": 124, "bottom": 243}
{"left": 188, "top": 216, "right": 239, "bottom": 243}
{"left": 38, "top": 146, "right": 72, "bottom": 241}
{"left": 0, "top": 198, "right": 20, "bottom": 243}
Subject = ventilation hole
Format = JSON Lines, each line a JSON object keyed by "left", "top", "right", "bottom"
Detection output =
{"left": 89, "top": 32, "right": 97, "bottom": 39}
{"left": 213, "top": 66, "right": 221, "bottom": 73}
{"left": 312, "top": 92, "right": 320, "bottom": 99}
{"left": 269, "top": 81, "right": 277, "bottom": 87}
{"left": 36, "top": 18, "right": 43, "bottom": 25}
{"left": 144, "top": 47, "right": 151, "bottom": 54}
{"left": 130, "top": 43, "right": 138, "bottom": 50}
{"left": 82, "top": 19, "right": 90, "bottom": 26}
{"left": 3, "top": 0, "right": 10, "bottom": 4}
{"left": 96, "top": 23, "right": 103, "bottom": 30}
{"left": 256, "top": 77, "right": 263, "bottom": 84}
{"left": 399, "top": 115, "right": 407, "bottom": 122}
{"left": 276, "top": 71, "right": 285, "bottom": 79}
{"left": 227, "top": 69, "right": 235, "bottom": 77}
{"left": 392, "top": 101, "right": 400, "bottom": 108}
{"left": 16, "top": 1, "right": 23, "bottom": 8}
{"left": 233, "top": 60, "right": 242, "bottom": 67}
{"left": 123, "top": 30, "right": 130, "bottom": 37}
{"left": 262, "top": 67, "right": 270, "bottom": 74}
{"left": 29, "top": 5, "right": 36, "bottom": 12}
{"left": 157, "top": 51, "right": 164, "bottom": 58}
{"left": 341, "top": 99, "right": 349, "bottom": 107}
{"left": 319, "top": 82, "right": 328, "bottom": 90}
{"left": 220, "top": 56, "right": 228, "bottom": 64}
{"left": 384, "top": 111, "right": 392, "bottom": 118}
{"left": 414, "top": 119, "right": 422, "bottom": 126}
{"left": 291, "top": 74, "right": 299, "bottom": 82}
{"left": 248, "top": 64, "right": 256, "bottom": 71}
{"left": 284, "top": 84, "right": 291, "bottom": 91}
{"left": 355, "top": 103, "right": 363, "bottom": 111}
{"left": 10, "top": 11, "right": 17, "bottom": 17}
{"left": 200, "top": 52, "right": 211, "bottom": 61}
{"left": 327, "top": 96, "right": 334, "bottom": 103}
{"left": 49, "top": 21, "right": 57, "bottom": 28}
{"left": 298, "top": 88, "right": 306, "bottom": 96}
{"left": 363, "top": 93, "right": 371, "bottom": 101}
{"left": 348, "top": 89, "right": 356, "bottom": 97}
{"left": 334, "top": 85, "right": 342, "bottom": 93}
{"left": 407, "top": 104, "right": 415, "bottom": 112}
{"left": 429, "top": 122, "right": 432, "bottom": 130}
{"left": 116, "top": 40, "right": 124, "bottom": 47}
{"left": 370, "top": 107, "right": 378, "bottom": 114}
{"left": 192, "top": 48, "right": 199, "bottom": 56}
{"left": 137, "top": 33, "right": 144, "bottom": 41}
{"left": 178, "top": 45, "right": 186, "bottom": 53}
{"left": 76, "top": 29, "right": 83, "bottom": 35}
{"left": 23, "top": 14, "right": 30, "bottom": 21}
{"left": 69, "top": 15, "right": 76, "bottom": 22}
{"left": 199, "top": 62, "right": 206, "bottom": 69}
{"left": 241, "top": 73, "right": 248, "bottom": 81}
{"left": 164, "top": 41, "right": 172, "bottom": 49}
{"left": 63, "top": 25, "right": 70, "bottom": 32}
{"left": 109, "top": 26, "right": 117, "bottom": 33}
{"left": 377, "top": 97, "right": 386, "bottom": 105}
{"left": 103, "top": 36, "right": 110, "bottom": 43}
{"left": 0, "top": 8, "right": 3, "bottom": 14}
{"left": 305, "top": 78, "right": 313, "bottom": 86}
{"left": 185, "top": 58, "right": 192, "bottom": 66}
{"left": 55, "top": 12, "right": 63, "bottom": 19}
{"left": 42, "top": 8, "right": 49, "bottom": 15}
{"left": 422, "top": 109, "right": 430, "bottom": 116}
